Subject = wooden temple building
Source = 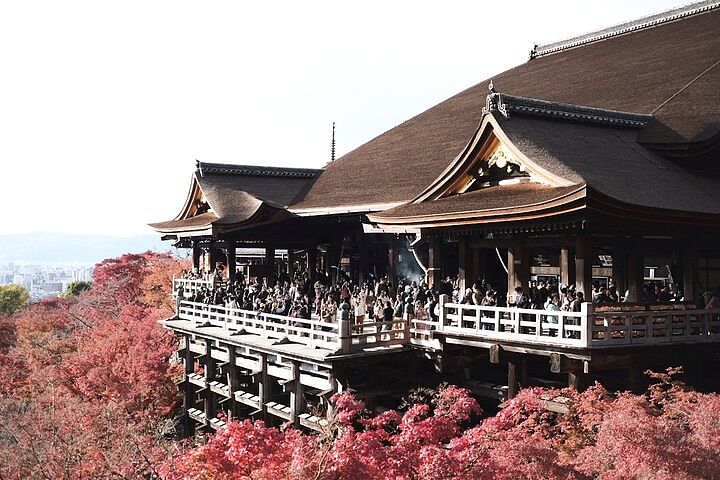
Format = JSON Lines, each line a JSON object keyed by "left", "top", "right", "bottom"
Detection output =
{"left": 151, "top": 1, "right": 720, "bottom": 433}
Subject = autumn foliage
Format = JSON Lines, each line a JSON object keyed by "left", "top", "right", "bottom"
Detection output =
{"left": 2, "top": 251, "right": 720, "bottom": 479}
{"left": 165, "top": 374, "right": 720, "bottom": 480}
{"left": 0, "top": 251, "right": 186, "bottom": 479}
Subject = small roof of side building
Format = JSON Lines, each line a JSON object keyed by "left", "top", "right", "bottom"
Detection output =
{"left": 290, "top": 3, "right": 720, "bottom": 212}
{"left": 149, "top": 162, "right": 323, "bottom": 235}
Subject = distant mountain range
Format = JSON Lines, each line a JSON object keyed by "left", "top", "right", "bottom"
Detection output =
{"left": 0, "top": 232, "right": 175, "bottom": 265}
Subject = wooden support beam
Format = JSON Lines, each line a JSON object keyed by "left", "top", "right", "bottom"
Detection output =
{"left": 289, "top": 362, "right": 303, "bottom": 427}
{"left": 489, "top": 344, "right": 501, "bottom": 364}
{"left": 329, "top": 235, "right": 341, "bottom": 287}
{"left": 209, "top": 242, "right": 221, "bottom": 273}
{"left": 192, "top": 244, "right": 201, "bottom": 270}
{"left": 184, "top": 336, "right": 195, "bottom": 374}
{"left": 458, "top": 236, "right": 468, "bottom": 293}
{"left": 681, "top": 239, "right": 698, "bottom": 303}
{"left": 265, "top": 247, "right": 276, "bottom": 287}
{"left": 627, "top": 235, "right": 644, "bottom": 302}
{"left": 307, "top": 246, "right": 317, "bottom": 287}
{"left": 428, "top": 236, "right": 442, "bottom": 289}
{"left": 467, "top": 246, "right": 481, "bottom": 289}
{"left": 204, "top": 339, "right": 217, "bottom": 422}
{"left": 257, "top": 354, "right": 270, "bottom": 423}
{"left": 287, "top": 249, "right": 296, "bottom": 277}
{"left": 575, "top": 235, "right": 593, "bottom": 297}
{"left": 507, "top": 241, "right": 529, "bottom": 294}
{"left": 183, "top": 335, "right": 195, "bottom": 436}
{"left": 358, "top": 234, "right": 369, "bottom": 285}
{"left": 226, "top": 245, "right": 237, "bottom": 282}
{"left": 507, "top": 359, "right": 519, "bottom": 399}
{"left": 226, "top": 345, "right": 239, "bottom": 420}
{"left": 549, "top": 353, "right": 589, "bottom": 376}
{"left": 387, "top": 239, "right": 397, "bottom": 288}
{"left": 560, "top": 246, "right": 575, "bottom": 288}
{"left": 567, "top": 370, "right": 589, "bottom": 391}
{"left": 612, "top": 241, "right": 627, "bottom": 301}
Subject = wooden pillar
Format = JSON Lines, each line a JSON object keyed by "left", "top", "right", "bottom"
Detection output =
{"left": 226, "top": 245, "right": 237, "bottom": 282}
{"left": 467, "top": 246, "right": 480, "bottom": 289}
{"left": 478, "top": 248, "right": 488, "bottom": 284}
{"left": 387, "top": 238, "right": 397, "bottom": 288}
{"left": 507, "top": 241, "right": 529, "bottom": 294}
{"left": 308, "top": 246, "right": 317, "bottom": 287}
{"left": 287, "top": 249, "right": 296, "bottom": 277}
{"left": 265, "top": 246, "right": 275, "bottom": 287}
{"left": 560, "top": 246, "right": 576, "bottom": 287}
{"left": 575, "top": 235, "right": 593, "bottom": 297}
{"left": 568, "top": 369, "right": 589, "bottom": 391}
{"left": 209, "top": 243, "right": 221, "bottom": 273}
{"left": 681, "top": 240, "right": 698, "bottom": 303}
{"left": 289, "top": 361, "right": 303, "bottom": 427}
{"left": 183, "top": 335, "right": 195, "bottom": 434}
{"left": 226, "top": 345, "right": 239, "bottom": 420}
{"left": 358, "top": 234, "right": 369, "bottom": 285}
{"left": 329, "top": 236, "right": 341, "bottom": 287}
{"left": 612, "top": 242, "right": 627, "bottom": 301}
{"left": 204, "top": 339, "right": 216, "bottom": 421}
{"left": 507, "top": 359, "right": 519, "bottom": 399}
{"left": 192, "top": 244, "right": 201, "bottom": 270}
{"left": 257, "top": 353, "right": 270, "bottom": 423}
{"left": 458, "top": 237, "right": 468, "bottom": 292}
{"left": 428, "top": 236, "right": 442, "bottom": 289}
{"left": 627, "top": 235, "right": 644, "bottom": 302}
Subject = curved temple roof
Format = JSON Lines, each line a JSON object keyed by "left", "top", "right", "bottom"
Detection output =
{"left": 290, "top": 4, "right": 720, "bottom": 212}
{"left": 151, "top": 3, "right": 720, "bottom": 237}
{"left": 149, "top": 162, "right": 322, "bottom": 235}
{"left": 369, "top": 106, "right": 720, "bottom": 228}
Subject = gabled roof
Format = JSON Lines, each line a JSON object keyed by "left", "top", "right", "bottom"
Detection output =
{"left": 369, "top": 102, "right": 720, "bottom": 228}
{"left": 290, "top": 4, "right": 720, "bottom": 211}
{"left": 149, "top": 162, "right": 322, "bottom": 235}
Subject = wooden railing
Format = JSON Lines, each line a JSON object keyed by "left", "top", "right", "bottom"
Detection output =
{"left": 173, "top": 290, "right": 720, "bottom": 352}
{"left": 433, "top": 298, "right": 720, "bottom": 349}
{"left": 589, "top": 307, "right": 720, "bottom": 345}
{"left": 439, "top": 301, "right": 588, "bottom": 347}
{"left": 176, "top": 301, "right": 412, "bottom": 353}
{"left": 178, "top": 301, "right": 339, "bottom": 351}
{"left": 173, "top": 277, "right": 224, "bottom": 297}
{"left": 346, "top": 318, "right": 410, "bottom": 349}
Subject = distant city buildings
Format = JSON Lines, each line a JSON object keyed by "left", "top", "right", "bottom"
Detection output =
{"left": 0, "top": 263, "right": 93, "bottom": 300}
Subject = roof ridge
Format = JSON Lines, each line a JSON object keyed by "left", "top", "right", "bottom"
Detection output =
{"left": 197, "top": 161, "right": 323, "bottom": 178}
{"left": 530, "top": 0, "right": 720, "bottom": 59}
{"left": 482, "top": 91, "right": 653, "bottom": 128}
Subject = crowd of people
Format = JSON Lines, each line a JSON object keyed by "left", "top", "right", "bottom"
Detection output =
{"left": 177, "top": 265, "right": 720, "bottom": 327}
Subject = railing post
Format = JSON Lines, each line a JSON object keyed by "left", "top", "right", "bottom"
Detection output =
{"left": 438, "top": 294, "right": 448, "bottom": 331}
{"left": 175, "top": 294, "right": 182, "bottom": 318}
{"left": 581, "top": 302, "right": 594, "bottom": 348}
{"left": 338, "top": 309, "right": 352, "bottom": 353}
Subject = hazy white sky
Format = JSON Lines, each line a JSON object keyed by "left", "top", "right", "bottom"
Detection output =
{"left": 0, "top": 0, "right": 686, "bottom": 235}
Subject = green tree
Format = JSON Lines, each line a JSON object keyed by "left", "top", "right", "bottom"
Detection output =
{"left": 61, "top": 280, "right": 92, "bottom": 298}
{"left": 0, "top": 284, "right": 28, "bottom": 315}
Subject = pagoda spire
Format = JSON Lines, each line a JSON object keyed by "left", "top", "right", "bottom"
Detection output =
{"left": 331, "top": 122, "right": 336, "bottom": 162}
